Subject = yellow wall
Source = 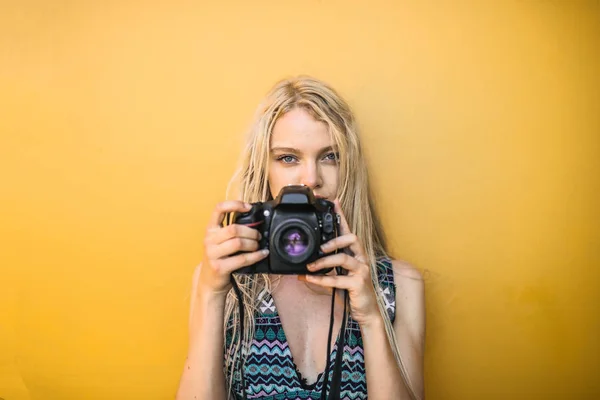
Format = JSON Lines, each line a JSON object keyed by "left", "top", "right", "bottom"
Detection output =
{"left": 1, "top": 1, "right": 598, "bottom": 399}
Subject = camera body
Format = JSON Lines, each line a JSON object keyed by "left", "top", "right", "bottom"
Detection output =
{"left": 232, "top": 185, "right": 340, "bottom": 274}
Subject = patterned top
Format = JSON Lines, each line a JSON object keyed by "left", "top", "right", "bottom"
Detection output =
{"left": 224, "top": 257, "right": 397, "bottom": 400}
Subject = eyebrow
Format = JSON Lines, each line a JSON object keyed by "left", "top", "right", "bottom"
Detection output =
{"left": 270, "top": 146, "right": 337, "bottom": 154}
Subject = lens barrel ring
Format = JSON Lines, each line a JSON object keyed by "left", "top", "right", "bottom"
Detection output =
{"left": 271, "top": 218, "right": 316, "bottom": 264}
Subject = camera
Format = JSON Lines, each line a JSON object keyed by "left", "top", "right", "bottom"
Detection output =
{"left": 232, "top": 185, "right": 340, "bottom": 274}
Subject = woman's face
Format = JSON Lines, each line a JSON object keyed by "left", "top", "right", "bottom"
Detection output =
{"left": 268, "top": 107, "right": 339, "bottom": 201}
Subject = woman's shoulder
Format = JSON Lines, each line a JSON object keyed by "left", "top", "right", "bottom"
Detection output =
{"left": 375, "top": 256, "right": 423, "bottom": 281}
{"left": 389, "top": 258, "right": 424, "bottom": 283}
{"left": 387, "top": 258, "right": 426, "bottom": 348}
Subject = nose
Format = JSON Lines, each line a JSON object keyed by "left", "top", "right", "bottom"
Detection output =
{"left": 299, "top": 160, "right": 322, "bottom": 190}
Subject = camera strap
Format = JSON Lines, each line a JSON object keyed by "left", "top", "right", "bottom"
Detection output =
{"left": 320, "top": 289, "right": 336, "bottom": 400}
{"left": 328, "top": 289, "right": 348, "bottom": 399}
{"left": 230, "top": 275, "right": 248, "bottom": 400}
{"left": 320, "top": 288, "right": 348, "bottom": 400}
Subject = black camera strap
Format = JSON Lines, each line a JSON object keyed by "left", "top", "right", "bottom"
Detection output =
{"left": 327, "top": 289, "right": 348, "bottom": 400}
{"left": 230, "top": 275, "right": 248, "bottom": 400}
{"left": 320, "top": 289, "right": 348, "bottom": 400}
{"left": 320, "top": 289, "right": 336, "bottom": 400}
{"left": 226, "top": 212, "right": 248, "bottom": 399}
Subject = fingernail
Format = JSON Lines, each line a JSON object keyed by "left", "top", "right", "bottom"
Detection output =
{"left": 262, "top": 249, "right": 269, "bottom": 255}
{"left": 306, "top": 263, "right": 314, "bottom": 270}
{"left": 320, "top": 244, "right": 328, "bottom": 252}
{"left": 245, "top": 202, "right": 252, "bottom": 209}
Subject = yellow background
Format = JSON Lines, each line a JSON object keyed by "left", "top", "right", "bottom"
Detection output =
{"left": 1, "top": 1, "right": 598, "bottom": 399}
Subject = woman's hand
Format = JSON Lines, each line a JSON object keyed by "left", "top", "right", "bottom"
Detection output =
{"left": 199, "top": 200, "right": 269, "bottom": 295}
{"left": 300, "top": 199, "right": 380, "bottom": 326}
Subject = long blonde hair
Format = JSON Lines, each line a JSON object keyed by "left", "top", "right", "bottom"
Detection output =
{"left": 224, "top": 75, "right": 418, "bottom": 399}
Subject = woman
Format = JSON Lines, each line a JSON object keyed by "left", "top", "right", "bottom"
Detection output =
{"left": 176, "top": 76, "right": 425, "bottom": 399}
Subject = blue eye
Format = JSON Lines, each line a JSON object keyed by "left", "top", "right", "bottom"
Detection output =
{"left": 277, "top": 155, "right": 297, "bottom": 164}
{"left": 324, "top": 152, "right": 339, "bottom": 161}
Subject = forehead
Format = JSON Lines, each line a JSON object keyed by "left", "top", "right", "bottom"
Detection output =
{"left": 270, "top": 108, "right": 333, "bottom": 149}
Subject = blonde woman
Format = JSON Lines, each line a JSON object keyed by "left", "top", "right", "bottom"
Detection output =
{"left": 176, "top": 76, "right": 425, "bottom": 400}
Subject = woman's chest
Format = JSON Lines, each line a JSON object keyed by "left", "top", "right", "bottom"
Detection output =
{"left": 267, "top": 278, "right": 345, "bottom": 383}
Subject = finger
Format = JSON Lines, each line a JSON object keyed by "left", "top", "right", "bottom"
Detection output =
{"left": 210, "top": 223, "right": 261, "bottom": 245}
{"left": 208, "top": 201, "right": 251, "bottom": 229}
{"left": 333, "top": 199, "right": 365, "bottom": 259}
{"left": 307, "top": 252, "right": 363, "bottom": 273}
{"left": 320, "top": 233, "right": 360, "bottom": 254}
{"left": 216, "top": 249, "right": 270, "bottom": 274}
{"left": 207, "top": 237, "right": 260, "bottom": 259}
{"left": 300, "top": 274, "right": 356, "bottom": 290}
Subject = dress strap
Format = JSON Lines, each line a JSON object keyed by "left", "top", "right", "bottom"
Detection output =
{"left": 375, "top": 257, "right": 396, "bottom": 323}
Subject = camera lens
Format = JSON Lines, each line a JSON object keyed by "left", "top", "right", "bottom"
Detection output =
{"left": 272, "top": 219, "right": 316, "bottom": 264}
{"left": 280, "top": 227, "right": 310, "bottom": 257}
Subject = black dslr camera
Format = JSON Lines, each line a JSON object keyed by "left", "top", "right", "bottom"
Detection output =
{"left": 232, "top": 185, "right": 340, "bottom": 274}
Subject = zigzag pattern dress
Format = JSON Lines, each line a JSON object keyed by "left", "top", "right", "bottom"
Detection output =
{"left": 224, "top": 257, "right": 397, "bottom": 400}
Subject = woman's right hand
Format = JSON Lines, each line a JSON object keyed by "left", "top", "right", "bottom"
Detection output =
{"left": 198, "top": 200, "right": 269, "bottom": 295}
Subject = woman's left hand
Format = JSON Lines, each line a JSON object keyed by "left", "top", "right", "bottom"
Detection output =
{"left": 300, "top": 199, "right": 380, "bottom": 326}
